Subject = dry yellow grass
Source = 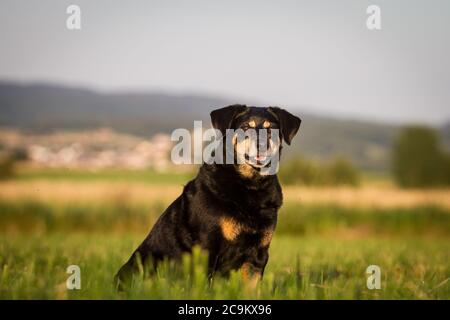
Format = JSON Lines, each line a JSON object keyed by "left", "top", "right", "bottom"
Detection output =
{"left": 0, "top": 180, "right": 181, "bottom": 205}
{"left": 283, "top": 186, "right": 450, "bottom": 209}
{"left": 0, "top": 180, "right": 449, "bottom": 209}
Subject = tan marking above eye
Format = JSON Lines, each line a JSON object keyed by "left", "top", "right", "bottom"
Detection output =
{"left": 263, "top": 121, "right": 271, "bottom": 128}
{"left": 248, "top": 120, "right": 256, "bottom": 128}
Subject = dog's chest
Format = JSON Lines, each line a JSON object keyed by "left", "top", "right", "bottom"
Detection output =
{"left": 218, "top": 215, "right": 275, "bottom": 247}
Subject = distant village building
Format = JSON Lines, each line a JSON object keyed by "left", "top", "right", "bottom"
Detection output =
{"left": 1, "top": 128, "right": 174, "bottom": 171}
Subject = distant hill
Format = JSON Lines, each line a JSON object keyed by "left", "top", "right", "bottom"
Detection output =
{"left": 1, "top": 82, "right": 448, "bottom": 171}
{"left": 0, "top": 82, "right": 232, "bottom": 135}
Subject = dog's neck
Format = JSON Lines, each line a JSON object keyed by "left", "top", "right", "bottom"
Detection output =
{"left": 197, "top": 163, "right": 283, "bottom": 223}
{"left": 199, "top": 162, "right": 278, "bottom": 191}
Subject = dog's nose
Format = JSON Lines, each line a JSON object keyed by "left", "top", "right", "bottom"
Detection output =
{"left": 258, "top": 137, "right": 270, "bottom": 152}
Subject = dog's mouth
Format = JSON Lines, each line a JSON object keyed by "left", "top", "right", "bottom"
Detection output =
{"left": 244, "top": 153, "right": 272, "bottom": 167}
{"left": 234, "top": 132, "right": 280, "bottom": 169}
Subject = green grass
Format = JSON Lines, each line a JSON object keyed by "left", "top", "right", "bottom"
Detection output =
{"left": 12, "top": 167, "right": 395, "bottom": 187}
{"left": 0, "top": 199, "right": 449, "bottom": 299}
{"left": 0, "top": 199, "right": 448, "bottom": 237}
{"left": 15, "top": 168, "right": 195, "bottom": 184}
{"left": 0, "top": 168, "right": 449, "bottom": 299}
{"left": 0, "top": 234, "right": 448, "bottom": 299}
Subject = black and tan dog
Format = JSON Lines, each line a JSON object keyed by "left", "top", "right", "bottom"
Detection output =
{"left": 115, "top": 105, "right": 301, "bottom": 289}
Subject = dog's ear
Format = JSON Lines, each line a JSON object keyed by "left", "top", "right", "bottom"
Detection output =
{"left": 267, "top": 107, "right": 301, "bottom": 145}
{"left": 210, "top": 104, "right": 248, "bottom": 136}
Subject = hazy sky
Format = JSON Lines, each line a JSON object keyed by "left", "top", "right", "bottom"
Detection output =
{"left": 1, "top": 0, "right": 449, "bottom": 124}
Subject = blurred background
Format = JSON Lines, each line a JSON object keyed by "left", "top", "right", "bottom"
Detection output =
{"left": 0, "top": 0, "right": 449, "bottom": 299}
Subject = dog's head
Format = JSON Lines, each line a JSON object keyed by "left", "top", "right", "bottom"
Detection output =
{"left": 210, "top": 105, "right": 301, "bottom": 174}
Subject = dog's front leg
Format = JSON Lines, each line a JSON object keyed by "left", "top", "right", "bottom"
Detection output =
{"left": 240, "top": 262, "right": 263, "bottom": 288}
{"left": 207, "top": 253, "right": 220, "bottom": 284}
{"left": 240, "top": 249, "right": 269, "bottom": 288}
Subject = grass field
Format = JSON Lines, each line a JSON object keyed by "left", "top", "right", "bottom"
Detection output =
{"left": 0, "top": 168, "right": 449, "bottom": 299}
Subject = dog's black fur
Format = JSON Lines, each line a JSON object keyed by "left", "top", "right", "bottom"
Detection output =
{"left": 115, "top": 105, "right": 301, "bottom": 289}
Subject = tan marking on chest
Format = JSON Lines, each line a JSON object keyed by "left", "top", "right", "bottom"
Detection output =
{"left": 263, "top": 120, "right": 271, "bottom": 128}
{"left": 220, "top": 217, "right": 242, "bottom": 241}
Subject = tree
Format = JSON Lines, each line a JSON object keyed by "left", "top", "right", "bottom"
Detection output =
{"left": 278, "top": 156, "right": 360, "bottom": 186}
{"left": 392, "top": 126, "right": 448, "bottom": 187}
{"left": 324, "top": 157, "right": 360, "bottom": 186}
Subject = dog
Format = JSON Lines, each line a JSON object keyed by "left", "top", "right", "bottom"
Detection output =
{"left": 115, "top": 105, "right": 301, "bottom": 289}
